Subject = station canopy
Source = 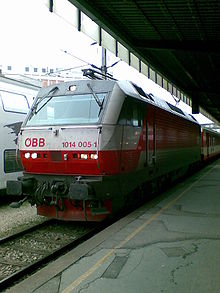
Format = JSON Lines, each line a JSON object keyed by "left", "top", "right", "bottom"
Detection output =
{"left": 65, "top": 1, "right": 220, "bottom": 122}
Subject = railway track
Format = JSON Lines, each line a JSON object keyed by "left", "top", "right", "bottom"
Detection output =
{"left": 0, "top": 220, "right": 98, "bottom": 291}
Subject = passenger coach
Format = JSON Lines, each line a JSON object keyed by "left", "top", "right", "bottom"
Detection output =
{"left": 0, "top": 75, "right": 40, "bottom": 195}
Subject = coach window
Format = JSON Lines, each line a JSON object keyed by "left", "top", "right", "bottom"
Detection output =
{"left": 4, "top": 149, "right": 23, "bottom": 173}
{"left": 0, "top": 91, "right": 29, "bottom": 114}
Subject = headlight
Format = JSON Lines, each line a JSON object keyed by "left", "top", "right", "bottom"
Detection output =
{"left": 31, "top": 153, "right": 38, "bottom": 159}
{"left": 80, "top": 154, "right": 88, "bottom": 159}
{"left": 90, "top": 154, "right": 98, "bottom": 160}
{"left": 24, "top": 152, "right": 30, "bottom": 159}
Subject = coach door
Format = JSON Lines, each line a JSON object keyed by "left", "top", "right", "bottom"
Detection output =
{"left": 207, "top": 131, "right": 210, "bottom": 157}
{"left": 146, "top": 106, "right": 156, "bottom": 166}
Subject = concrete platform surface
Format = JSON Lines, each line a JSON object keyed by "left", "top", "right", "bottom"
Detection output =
{"left": 7, "top": 159, "right": 220, "bottom": 293}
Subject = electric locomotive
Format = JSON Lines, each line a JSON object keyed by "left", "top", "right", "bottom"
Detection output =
{"left": 7, "top": 79, "right": 202, "bottom": 221}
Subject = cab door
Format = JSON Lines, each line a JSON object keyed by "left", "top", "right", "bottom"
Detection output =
{"left": 146, "top": 106, "right": 156, "bottom": 166}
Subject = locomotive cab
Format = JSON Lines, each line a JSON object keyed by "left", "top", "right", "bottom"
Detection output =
{"left": 7, "top": 80, "right": 128, "bottom": 221}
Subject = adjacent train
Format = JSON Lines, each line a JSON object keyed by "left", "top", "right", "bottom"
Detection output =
{"left": 7, "top": 79, "right": 220, "bottom": 221}
{"left": 0, "top": 75, "right": 40, "bottom": 196}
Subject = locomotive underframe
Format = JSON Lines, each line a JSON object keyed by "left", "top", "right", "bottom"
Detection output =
{"left": 7, "top": 172, "right": 119, "bottom": 218}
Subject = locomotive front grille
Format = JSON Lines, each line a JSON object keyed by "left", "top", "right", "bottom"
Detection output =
{"left": 50, "top": 151, "right": 62, "bottom": 162}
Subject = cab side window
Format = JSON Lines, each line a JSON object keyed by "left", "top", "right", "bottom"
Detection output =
{"left": 118, "top": 97, "right": 144, "bottom": 127}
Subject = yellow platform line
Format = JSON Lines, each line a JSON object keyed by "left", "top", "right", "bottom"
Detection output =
{"left": 62, "top": 163, "right": 216, "bottom": 293}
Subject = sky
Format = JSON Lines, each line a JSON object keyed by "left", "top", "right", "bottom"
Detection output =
{"left": 0, "top": 0, "right": 213, "bottom": 124}
{"left": 0, "top": 0, "right": 100, "bottom": 68}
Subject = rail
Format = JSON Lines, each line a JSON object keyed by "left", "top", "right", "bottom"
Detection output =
{"left": 0, "top": 220, "right": 98, "bottom": 291}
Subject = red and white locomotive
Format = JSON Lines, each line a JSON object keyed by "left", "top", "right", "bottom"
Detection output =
{"left": 7, "top": 79, "right": 220, "bottom": 221}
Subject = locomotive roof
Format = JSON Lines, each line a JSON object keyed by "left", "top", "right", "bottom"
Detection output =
{"left": 117, "top": 80, "right": 198, "bottom": 124}
{"left": 37, "top": 79, "right": 198, "bottom": 125}
{"left": 37, "top": 79, "right": 115, "bottom": 97}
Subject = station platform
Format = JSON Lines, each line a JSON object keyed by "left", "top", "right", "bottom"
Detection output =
{"left": 7, "top": 158, "right": 220, "bottom": 293}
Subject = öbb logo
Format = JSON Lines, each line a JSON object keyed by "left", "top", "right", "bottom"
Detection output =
{"left": 25, "top": 138, "right": 45, "bottom": 147}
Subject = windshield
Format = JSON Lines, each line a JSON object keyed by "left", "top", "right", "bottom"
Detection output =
{"left": 25, "top": 93, "right": 107, "bottom": 126}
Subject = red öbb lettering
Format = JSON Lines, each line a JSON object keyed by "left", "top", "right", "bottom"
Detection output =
{"left": 32, "top": 138, "right": 38, "bottom": 147}
{"left": 24, "top": 138, "right": 45, "bottom": 147}
{"left": 25, "top": 138, "right": 31, "bottom": 147}
{"left": 39, "top": 138, "right": 45, "bottom": 147}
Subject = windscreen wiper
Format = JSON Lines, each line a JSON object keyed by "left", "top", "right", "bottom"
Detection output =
{"left": 87, "top": 83, "right": 103, "bottom": 108}
{"left": 34, "top": 86, "right": 59, "bottom": 114}
{"left": 24, "top": 86, "right": 59, "bottom": 125}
